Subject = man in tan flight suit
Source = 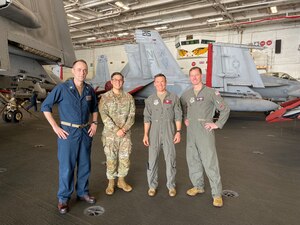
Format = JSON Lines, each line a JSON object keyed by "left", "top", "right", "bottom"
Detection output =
{"left": 143, "top": 74, "right": 182, "bottom": 197}
{"left": 99, "top": 72, "right": 135, "bottom": 195}
{"left": 180, "top": 67, "right": 230, "bottom": 207}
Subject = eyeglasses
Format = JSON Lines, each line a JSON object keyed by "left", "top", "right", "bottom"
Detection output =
{"left": 112, "top": 79, "right": 123, "bottom": 82}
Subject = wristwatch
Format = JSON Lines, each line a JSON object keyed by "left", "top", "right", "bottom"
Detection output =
{"left": 176, "top": 130, "right": 181, "bottom": 133}
{"left": 92, "top": 121, "right": 99, "bottom": 125}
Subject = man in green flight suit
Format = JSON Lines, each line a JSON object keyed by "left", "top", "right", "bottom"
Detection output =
{"left": 180, "top": 67, "right": 230, "bottom": 207}
{"left": 143, "top": 74, "right": 182, "bottom": 197}
{"left": 99, "top": 72, "right": 135, "bottom": 195}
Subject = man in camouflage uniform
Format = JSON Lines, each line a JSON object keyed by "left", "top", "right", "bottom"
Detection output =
{"left": 99, "top": 72, "right": 135, "bottom": 195}
{"left": 180, "top": 67, "right": 230, "bottom": 207}
{"left": 143, "top": 74, "right": 182, "bottom": 197}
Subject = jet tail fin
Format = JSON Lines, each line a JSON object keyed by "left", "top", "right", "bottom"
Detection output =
{"left": 212, "top": 43, "right": 265, "bottom": 91}
{"left": 90, "top": 55, "right": 110, "bottom": 90}
{"left": 134, "top": 29, "right": 186, "bottom": 78}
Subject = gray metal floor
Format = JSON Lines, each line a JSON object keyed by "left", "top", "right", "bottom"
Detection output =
{"left": 0, "top": 103, "right": 299, "bottom": 225}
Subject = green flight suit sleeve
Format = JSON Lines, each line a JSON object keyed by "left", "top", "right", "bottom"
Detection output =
{"left": 99, "top": 96, "right": 119, "bottom": 133}
{"left": 174, "top": 95, "right": 183, "bottom": 122}
{"left": 212, "top": 91, "right": 230, "bottom": 129}
{"left": 122, "top": 95, "right": 136, "bottom": 132}
{"left": 180, "top": 93, "right": 188, "bottom": 121}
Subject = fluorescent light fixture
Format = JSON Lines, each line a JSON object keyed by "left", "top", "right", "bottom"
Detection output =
{"left": 270, "top": 6, "right": 277, "bottom": 14}
{"left": 67, "top": 13, "right": 80, "bottom": 20}
{"left": 115, "top": 1, "right": 130, "bottom": 10}
{"left": 207, "top": 17, "right": 223, "bottom": 23}
{"left": 87, "top": 37, "right": 96, "bottom": 40}
{"left": 115, "top": 1, "right": 124, "bottom": 7}
{"left": 118, "top": 32, "right": 129, "bottom": 36}
{"left": 122, "top": 5, "right": 130, "bottom": 10}
{"left": 155, "top": 26, "right": 168, "bottom": 30}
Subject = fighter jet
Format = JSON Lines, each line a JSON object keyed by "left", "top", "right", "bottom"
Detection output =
{"left": 92, "top": 29, "right": 300, "bottom": 112}
{"left": 0, "top": 0, "right": 76, "bottom": 122}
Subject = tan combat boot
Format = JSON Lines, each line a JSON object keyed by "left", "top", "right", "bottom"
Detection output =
{"left": 186, "top": 187, "right": 205, "bottom": 196}
{"left": 169, "top": 188, "right": 177, "bottom": 197}
{"left": 148, "top": 188, "right": 156, "bottom": 197}
{"left": 105, "top": 179, "right": 115, "bottom": 195}
{"left": 213, "top": 196, "right": 223, "bottom": 207}
{"left": 117, "top": 177, "right": 133, "bottom": 192}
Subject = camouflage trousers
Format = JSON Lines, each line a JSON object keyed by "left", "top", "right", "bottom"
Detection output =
{"left": 102, "top": 135, "right": 132, "bottom": 179}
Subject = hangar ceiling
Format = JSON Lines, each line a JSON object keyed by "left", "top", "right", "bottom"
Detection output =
{"left": 63, "top": 0, "right": 300, "bottom": 49}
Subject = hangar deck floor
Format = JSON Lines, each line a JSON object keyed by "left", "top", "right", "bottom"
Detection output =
{"left": 0, "top": 103, "right": 299, "bottom": 225}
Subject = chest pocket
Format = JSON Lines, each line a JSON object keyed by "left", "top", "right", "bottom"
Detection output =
{"left": 151, "top": 100, "right": 162, "bottom": 120}
{"left": 163, "top": 101, "right": 174, "bottom": 120}
{"left": 106, "top": 97, "right": 118, "bottom": 113}
{"left": 195, "top": 95, "right": 205, "bottom": 103}
{"left": 84, "top": 94, "right": 92, "bottom": 109}
{"left": 118, "top": 100, "right": 130, "bottom": 116}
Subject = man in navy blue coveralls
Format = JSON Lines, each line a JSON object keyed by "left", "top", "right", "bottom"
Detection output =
{"left": 41, "top": 60, "right": 98, "bottom": 214}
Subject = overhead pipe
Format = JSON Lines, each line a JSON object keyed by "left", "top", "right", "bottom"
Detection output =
{"left": 72, "top": 10, "right": 300, "bottom": 45}
{"left": 156, "top": 14, "right": 300, "bottom": 40}
{"left": 71, "top": 10, "right": 216, "bottom": 40}
{"left": 70, "top": 0, "right": 300, "bottom": 46}
{"left": 65, "top": 0, "right": 116, "bottom": 13}
{"left": 226, "top": 0, "right": 298, "bottom": 11}
{"left": 69, "top": 10, "right": 121, "bottom": 27}
{"left": 230, "top": 15, "right": 300, "bottom": 26}
{"left": 72, "top": 8, "right": 300, "bottom": 44}
{"left": 69, "top": 0, "right": 297, "bottom": 32}
{"left": 64, "top": 0, "right": 79, "bottom": 9}
{"left": 69, "top": 1, "right": 217, "bottom": 33}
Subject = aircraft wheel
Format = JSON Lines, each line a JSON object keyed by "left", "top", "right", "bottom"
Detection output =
{"left": 13, "top": 110, "right": 23, "bottom": 123}
{"left": 2, "top": 111, "right": 13, "bottom": 122}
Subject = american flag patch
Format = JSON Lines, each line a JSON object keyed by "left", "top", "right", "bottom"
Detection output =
{"left": 164, "top": 99, "right": 172, "bottom": 104}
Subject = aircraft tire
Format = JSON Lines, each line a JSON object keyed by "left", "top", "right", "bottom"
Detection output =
{"left": 12, "top": 110, "right": 23, "bottom": 123}
{"left": 2, "top": 111, "right": 13, "bottom": 123}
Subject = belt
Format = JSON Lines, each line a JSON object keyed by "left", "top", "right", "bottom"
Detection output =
{"left": 61, "top": 121, "right": 89, "bottom": 128}
{"left": 197, "top": 119, "right": 212, "bottom": 122}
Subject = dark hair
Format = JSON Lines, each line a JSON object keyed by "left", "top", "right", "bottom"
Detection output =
{"left": 111, "top": 72, "right": 124, "bottom": 79}
{"left": 72, "top": 59, "right": 88, "bottom": 67}
{"left": 154, "top": 73, "right": 166, "bottom": 81}
{"left": 189, "top": 66, "right": 202, "bottom": 74}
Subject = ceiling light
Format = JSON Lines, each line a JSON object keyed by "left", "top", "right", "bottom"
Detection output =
{"left": 67, "top": 13, "right": 80, "bottom": 20}
{"left": 155, "top": 26, "right": 168, "bottom": 30}
{"left": 122, "top": 5, "right": 130, "bottom": 10}
{"left": 118, "top": 32, "right": 129, "bottom": 36}
{"left": 115, "top": 1, "right": 130, "bottom": 10}
{"left": 87, "top": 37, "right": 96, "bottom": 40}
{"left": 207, "top": 17, "right": 223, "bottom": 23}
{"left": 270, "top": 6, "right": 277, "bottom": 14}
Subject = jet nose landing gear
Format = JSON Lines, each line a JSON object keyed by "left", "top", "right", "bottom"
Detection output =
{"left": 2, "top": 109, "right": 23, "bottom": 123}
